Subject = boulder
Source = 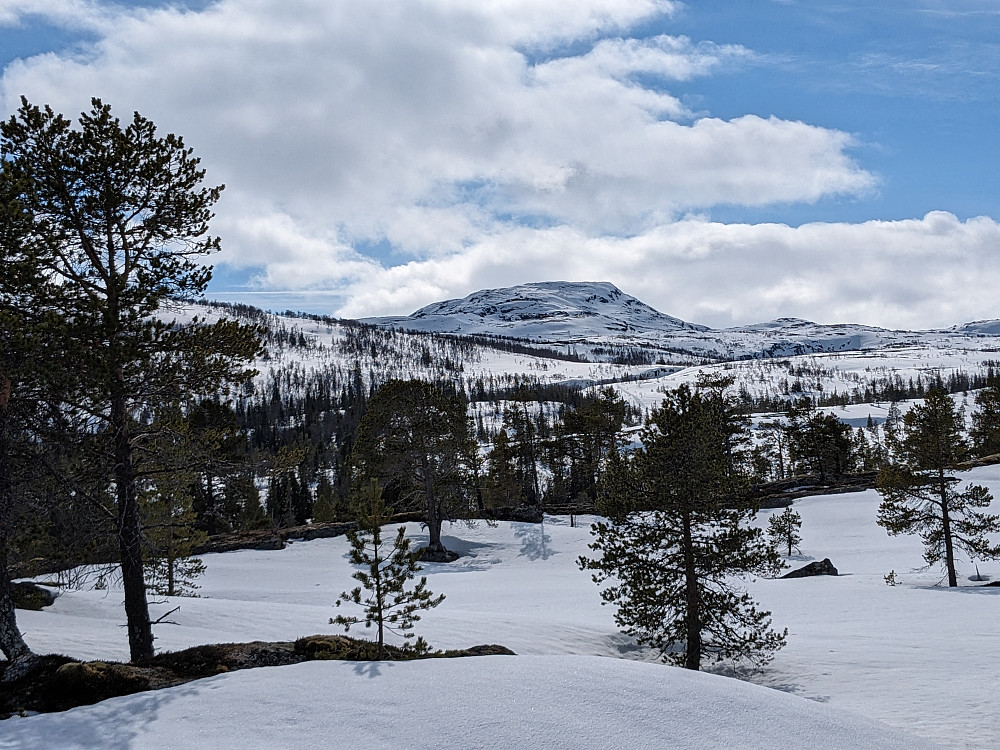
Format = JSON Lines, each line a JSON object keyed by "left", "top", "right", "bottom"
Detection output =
{"left": 12, "top": 582, "right": 57, "bottom": 610}
{"left": 781, "top": 558, "right": 838, "bottom": 579}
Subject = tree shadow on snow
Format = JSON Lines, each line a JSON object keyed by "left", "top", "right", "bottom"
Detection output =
{"left": 513, "top": 521, "right": 555, "bottom": 561}
{"left": 783, "top": 554, "right": 815, "bottom": 563}
{"left": 352, "top": 660, "right": 396, "bottom": 679}
{"left": 0, "top": 679, "right": 202, "bottom": 750}
{"left": 407, "top": 531, "right": 502, "bottom": 573}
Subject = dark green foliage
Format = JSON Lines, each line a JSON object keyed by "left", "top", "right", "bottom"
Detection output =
{"left": 311, "top": 473, "right": 337, "bottom": 522}
{"left": 0, "top": 140, "right": 76, "bottom": 663}
{"left": 351, "top": 379, "right": 472, "bottom": 559}
{"left": 142, "top": 463, "right": 207, "bottom": 598}
{"left": 1, "top": 98, "right": 263, "bottom": 661}
{"left": 581, "top": 383, "right": 785, "bottom": 671}
{"left": 550, "top": 387, "right": 627, "bottom": 505}
{"left": 786, "top": 400, "right": 855, "bottom": 480}
{"left": 331, "top": 480, "right": 444, "bottom": 657}
{"left": 877, "top": 388, "right": 1000, "bottom": 587}
{"left": 970, "top": 379, "right": 1000, "bottom": 457}
{"left": 495, "top": 397, "right": 542, "bottom": 505}
{"left": 11, "top": 583, "right": 57, "bottom": 611}
{"left": 185, "top": 401, "right": 251, "bottom": 536}
{"left": 767, "top": 506, "right": 803, "bottom": 557}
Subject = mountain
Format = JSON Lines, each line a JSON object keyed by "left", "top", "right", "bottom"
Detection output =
{"left": 361, "top": 281, "right": 984, "bottom": 362}
{"left": 362, "top": 281, "right": 707, "bottom": 339}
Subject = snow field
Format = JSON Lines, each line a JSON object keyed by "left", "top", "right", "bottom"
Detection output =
{"left": 12, "top": 467, "right": 1000, "bottom": 748}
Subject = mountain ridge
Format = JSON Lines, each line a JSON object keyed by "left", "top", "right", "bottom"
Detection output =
{"left": 360, "top": 281, "right": 997, "bottom": 361}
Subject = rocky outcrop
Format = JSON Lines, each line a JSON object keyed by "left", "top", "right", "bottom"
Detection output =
{"left": 781, "top": 558, "right": 839, "bottom": 579}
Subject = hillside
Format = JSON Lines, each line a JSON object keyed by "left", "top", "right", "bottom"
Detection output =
{"left": 8, "top": 288, "right": 1000, "bottom": 748}
{"left": 361, "top": 280, "right": 1000, "bottom": 363}
{"left": 197, "top": 285, "right": 1000, "bottom": 424}
{"left": 14, "top": 474, "right": 1000, "bottom": 747}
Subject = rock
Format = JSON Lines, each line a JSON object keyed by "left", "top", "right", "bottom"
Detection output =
{"left": 419, "top": 546, "right": 460, "bottom": 563}
{"left": 12, "top": 582, "right": 57, "bottom": 610}
{"left": 781, "top": 558, "right": 838, "bottom": 579}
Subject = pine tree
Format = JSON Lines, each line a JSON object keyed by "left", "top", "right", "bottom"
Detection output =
{"left": 351, "top": 380, "right": 471, "bottom": 561}
{"left": 785, "top": 400, "right": 855, "bottom": 480}
{"left": 228, "top": 472, "right": 268, "bottom": 530}
{"left": 767, "top": 506, "right": 803, "bottom": 557}
{"left": 581, "top": 384, "right": 785, "bottom": 671}
{"left": 0, "top": 163, "right": 58, "bottom": 665}
{"left": 483, "top": 430, "right": 525, "bottom": 509}
{"left": 560, "top": 387, "right": 627, "bottom": 503}
{"left": 331, "top": 480, "right": 444, "bottom": 657}
{"left": 877, "top": 388, "right": 1000, "bottom": 587}
{"left": 1, "top": 98, "right": 263, "bottom": 661}
{"left": 970, "top": 379, "right": 1000, "bottom": 458}
{"left": 312, "top": 473, "right": 337, "bottom": 522}
{"left": 143, "top": 471, "right": 207, "bottom": 598}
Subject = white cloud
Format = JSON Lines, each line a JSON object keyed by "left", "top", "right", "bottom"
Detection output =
{"left": 1, "top": 0, "right": 877, "bottom": 280}
{"left": 335, "top": 212, "right": 1000, "bottom": 330}
{"left": 9, "top": 0, "right": 980, "bottom": 331}
{"left": 0, "top": 0, "right": 113, "bottom": 29}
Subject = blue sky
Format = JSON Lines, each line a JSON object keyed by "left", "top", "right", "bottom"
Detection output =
{"left": 2, "top": 0, "right": 999, "bottom": 328}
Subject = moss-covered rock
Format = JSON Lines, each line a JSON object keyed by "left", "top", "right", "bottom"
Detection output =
{"left": 0, "top": 635, "right": 515, "bottom": 719}
{"left": 12, "top": 582, "right": 56, "bottom": 611}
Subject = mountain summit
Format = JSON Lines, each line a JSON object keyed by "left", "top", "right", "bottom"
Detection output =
{"left": 362, "top": 281, "right": 707, "bottom": 339}
{"left": 360, "top": 280, "right": 1000, "bottom": 361}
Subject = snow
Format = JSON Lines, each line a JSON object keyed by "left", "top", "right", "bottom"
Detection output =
{"left": 358, "top": 280, "right": 1000, "bottom": 362}
{"left": 0, "top": 657, "right": 934, "bottom": 750}
{"left": 14, "top": 291, "right": 1000, "bottom": 746}
{"left": 12, "top": 468, "right": 1000, "bottom": 747}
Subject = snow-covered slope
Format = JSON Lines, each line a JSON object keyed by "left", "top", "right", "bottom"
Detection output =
{"left": 360, "top": 281, "right": 1000, "bottom": 361}
{"left": 14, "top": 467, "right": 1000, "bottom": 747}
{"left": 362, "top": 280, "right": 707, "bottom": 339}
{"left": 3, "top": 657, "right": 935, "bottom": 749}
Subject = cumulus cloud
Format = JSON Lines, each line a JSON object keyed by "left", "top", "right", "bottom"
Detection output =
{"left": 336, "top": 212, "right": 1000, "bottom": 330}
{"left": 1, "top": 3, "right": 874, "bottom": 261}
{"left": 6, "top": 0, "right": 979, "bottom": 330}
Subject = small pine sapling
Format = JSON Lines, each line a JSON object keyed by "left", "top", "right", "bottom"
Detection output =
{"left": 331, "top": 480, "right": 444, "bottom": 657}
{"left": 768, "top": 506, "right": 803, "bottom": 557}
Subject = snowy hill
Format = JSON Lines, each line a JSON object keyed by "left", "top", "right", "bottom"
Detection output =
{"left": 16, "top": 469, "right": 1000, "bottom": 747}
{"left": 4, "top": 657, "right": 935, "bottom": 749}
{"left": 362, "top": 280, "right": 706, "bottom": 338}
{"left": 361, "top": 280, "right": 997, "bottom": 361}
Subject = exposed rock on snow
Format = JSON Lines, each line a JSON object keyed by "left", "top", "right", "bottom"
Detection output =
{"left": 12, "top": 582, "right": 57, "bottom": 611}
{"left": 781, "top": 558, "right": 839, "bottom": 578}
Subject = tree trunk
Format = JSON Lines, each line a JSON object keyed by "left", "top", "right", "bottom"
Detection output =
{"left": 682, "top": 510, "right": 701, "bottom": 670}
{"left": 112, "top": 388, "right": 154, "bottom": 662}
{"left": 0, "top": 551, "right": 32, "bottom": 664}
{"left": 0, "top": 382, "right": 33, "bottom": 663}
{"left": 374, "top": 523, "right": 385, "bottom": 659}
{"left": 938, "top": 468, "right": 958, "bottom": 587}
{"left": 419, "top": 452, "right": 453, "bottom": 561}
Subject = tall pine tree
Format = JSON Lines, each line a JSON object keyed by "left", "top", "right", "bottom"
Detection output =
{"left": 351, "top": 380, "right": 471, "bottom": 562}
{"left": 581, "top": 384, "right": 785, "bottom": 671}
{"left": 877, "top": 389, "right": 1000, "bottom": 587}
{"left": 1, "top": 98, "right": 262, "bottom": 661}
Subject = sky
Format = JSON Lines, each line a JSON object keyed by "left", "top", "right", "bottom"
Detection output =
{"left": 1, "top": 0, "right": 999, "bottom": 329}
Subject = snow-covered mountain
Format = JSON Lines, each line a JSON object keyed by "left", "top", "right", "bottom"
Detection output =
{"left": 362, "top": 281, "right": 706, "bottom": 339}
{"left": 361, "top": 281, "right": 993, "bottom": 361}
